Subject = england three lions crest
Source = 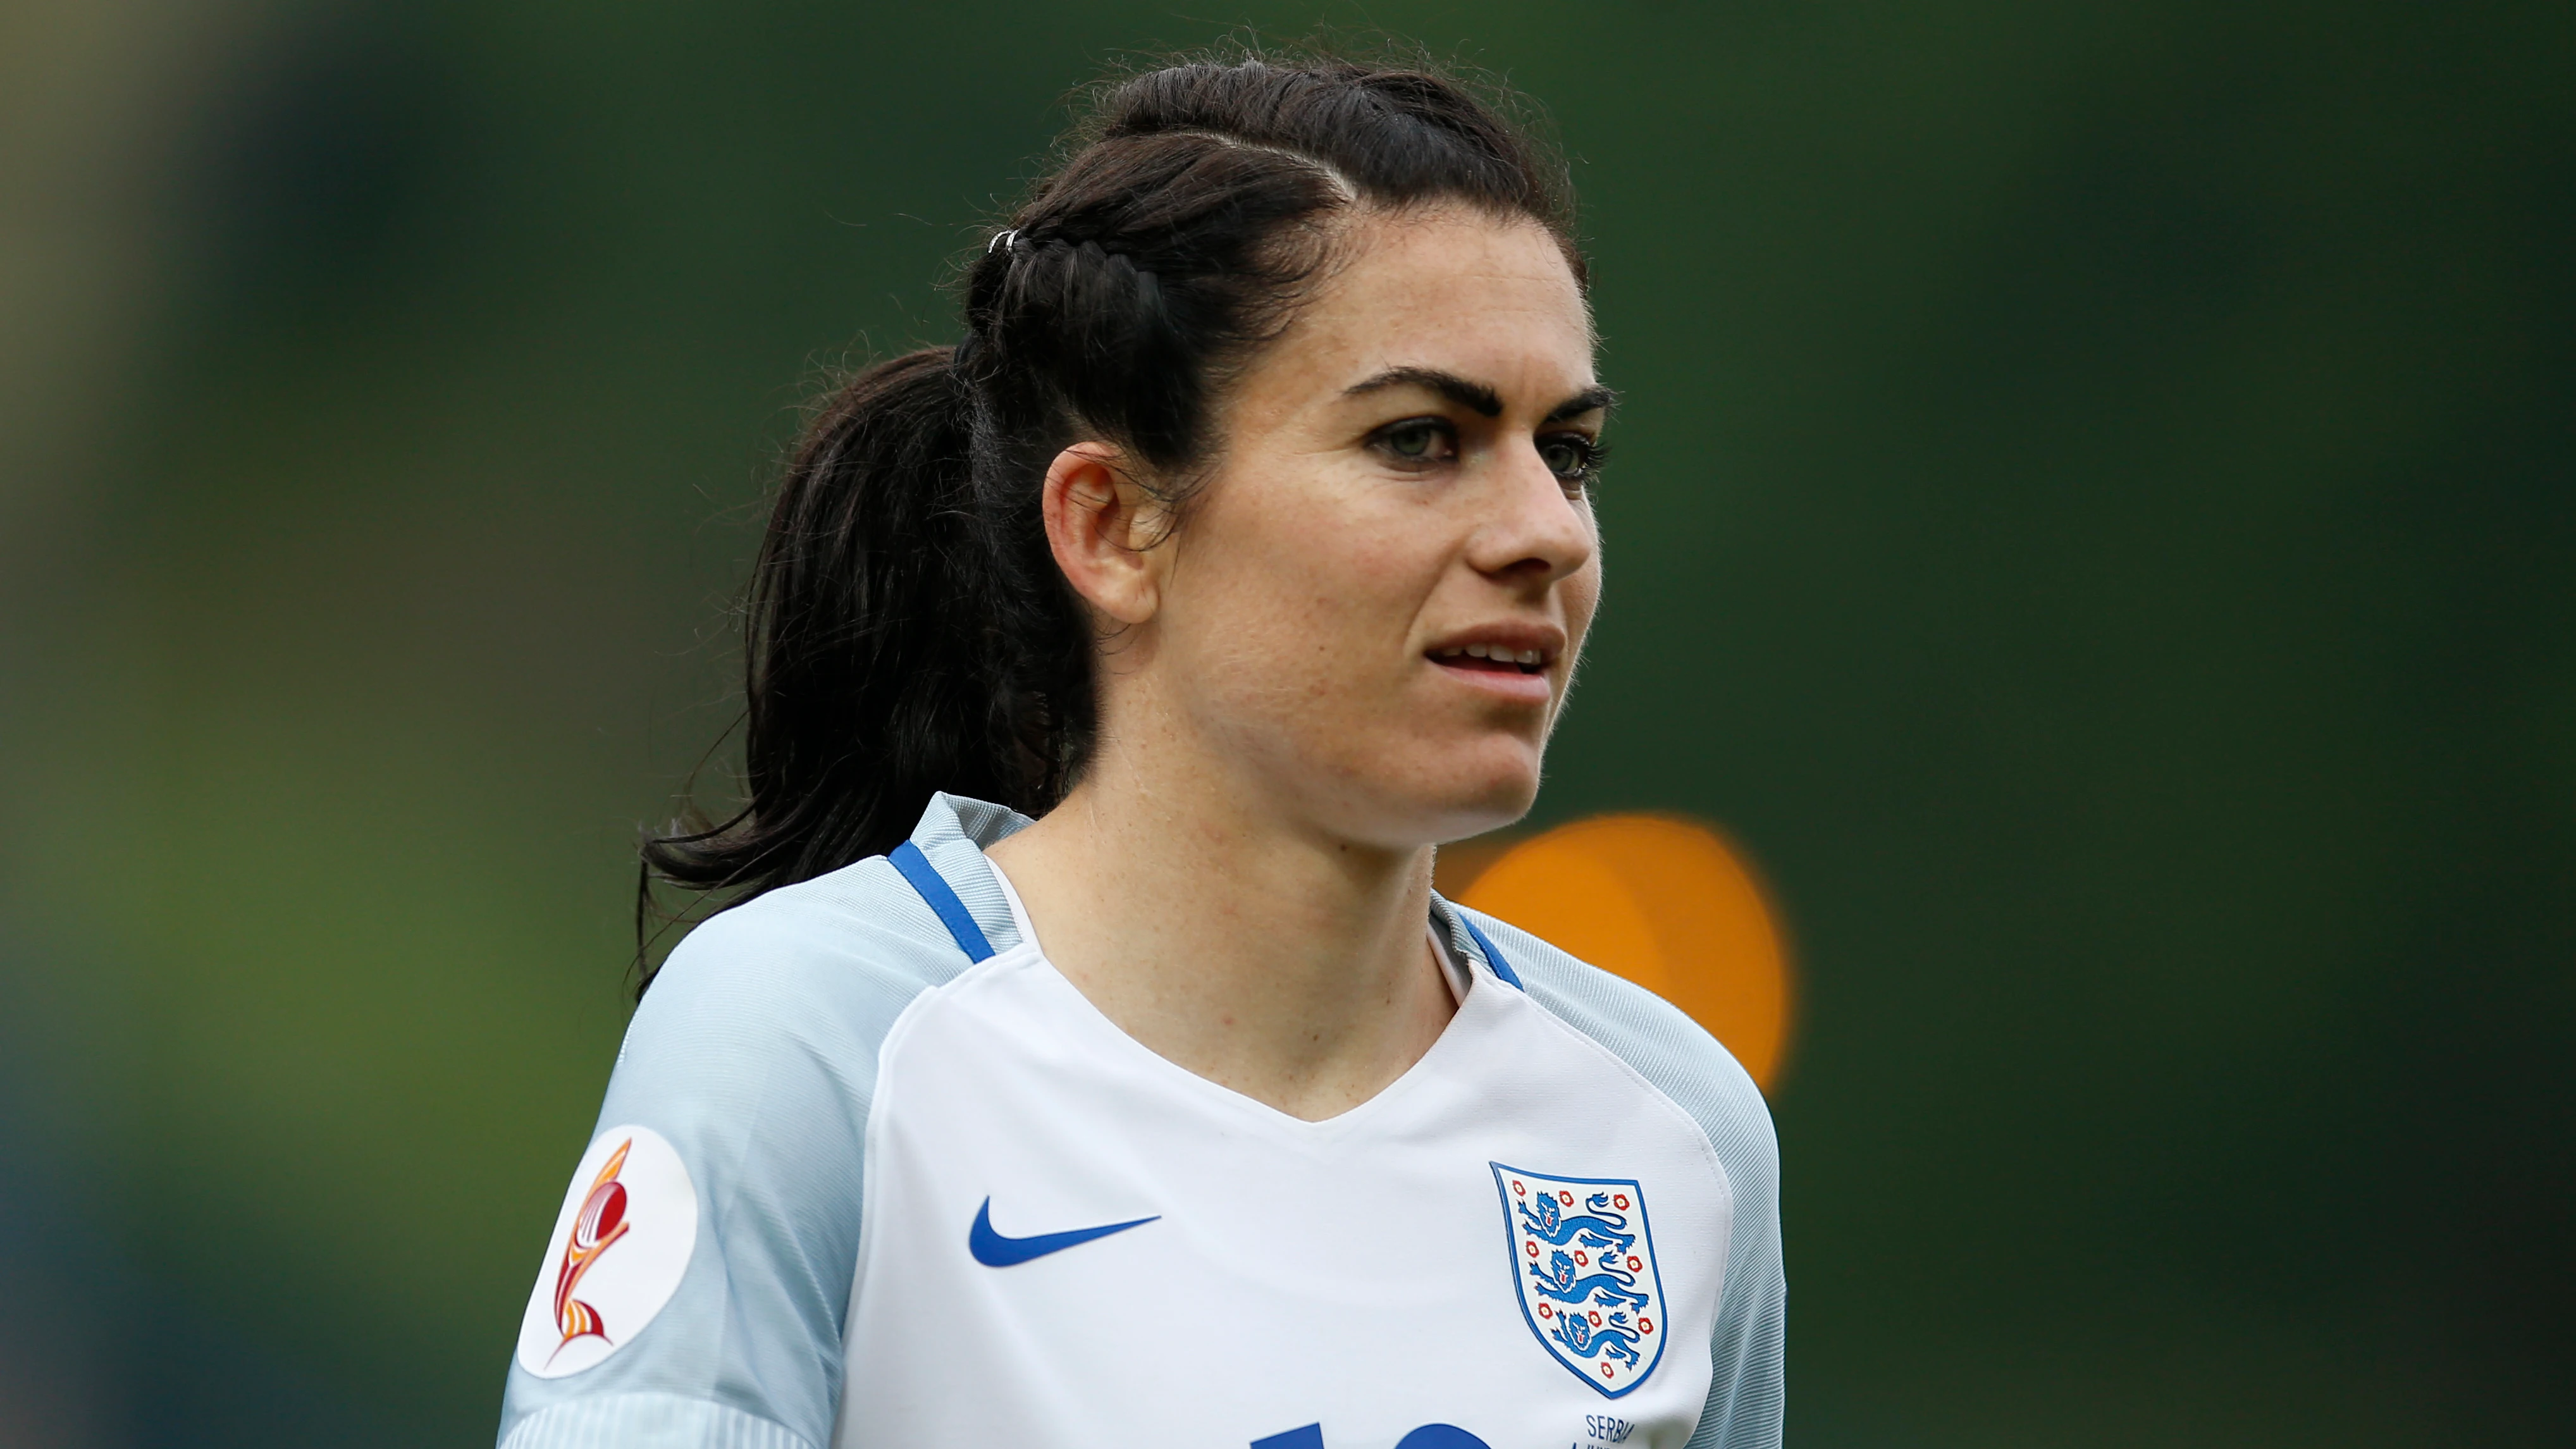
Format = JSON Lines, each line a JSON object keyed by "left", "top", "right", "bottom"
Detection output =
{"left": 1491, "top": 1163, "right": 1668, "bottom": 1397}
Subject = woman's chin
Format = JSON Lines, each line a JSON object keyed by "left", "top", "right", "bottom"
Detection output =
{"left": 1371, "top": 763, "right": 1543, "bottom": 848}
{"left": 1266, "top": 728, "right": 1544, "bottom": 848}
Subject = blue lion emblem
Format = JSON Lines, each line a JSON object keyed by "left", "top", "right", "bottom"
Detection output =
{"left": 1527, "top": 1248, "right": 1651, "bottom": 1310}
{"left": 1549, "top": 1308, "right": 1645, "bottom": 1369}
{"left": 1493, "top": 1164, "right": 1667, "bottom": 1398}
{"left": 1517, "top": 1190, "right": 1638, "bottom": 1256}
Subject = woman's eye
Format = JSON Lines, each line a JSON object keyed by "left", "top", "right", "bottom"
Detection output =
{"left": 1373, "top": 419, "right": 1456, "bottom": 466}
{"left": 1539, "top": 434, "right": 1605, "bottom": 487}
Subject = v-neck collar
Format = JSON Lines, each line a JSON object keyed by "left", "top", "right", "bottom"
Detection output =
{"left": 961, "top": 833, "right": 1505, "bottom": 1138}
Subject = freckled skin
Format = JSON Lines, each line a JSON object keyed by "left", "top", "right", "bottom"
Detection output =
{"left": 989, "top": 205, "right": 1606, "bottom": 1121}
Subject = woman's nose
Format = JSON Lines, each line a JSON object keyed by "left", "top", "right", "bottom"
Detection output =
{"left": 1469, "top": 442, "right": 1598, "bottom": 587}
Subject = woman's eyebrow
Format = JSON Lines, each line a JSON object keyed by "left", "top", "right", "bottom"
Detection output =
{"left": 1344, "top": 368, "right": 1617, "bottom": 425}
{"left": 1546, "top": 386, "right": 1617, "bottom": 424}
{"left": 1343, "top": 366, "right": 1503, "bottom": 417}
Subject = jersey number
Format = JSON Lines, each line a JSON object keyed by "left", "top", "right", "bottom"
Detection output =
{"left": 1253, "top": 1426, "right": 1488, "bottom": 1449}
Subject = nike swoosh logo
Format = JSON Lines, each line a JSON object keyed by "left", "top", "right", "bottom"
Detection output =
{"left": 967, "top": 1197, "right": 1159, "bottom": 1267}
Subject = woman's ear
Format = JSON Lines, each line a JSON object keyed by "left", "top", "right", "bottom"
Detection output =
{"left": 1040, "top": 441, "right": 1168, "bottom": 626}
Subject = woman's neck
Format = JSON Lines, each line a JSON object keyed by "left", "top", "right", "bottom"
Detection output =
{"left": 983, "top": 739, "right": 1458, "bottom": 1123}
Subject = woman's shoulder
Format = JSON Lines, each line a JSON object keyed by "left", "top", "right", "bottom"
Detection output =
{"left": 625, "top": 853, "right": 985, "bottom": 1069}
{"left": 1446, "top": 901, "right": 1778, "bottom": 1179}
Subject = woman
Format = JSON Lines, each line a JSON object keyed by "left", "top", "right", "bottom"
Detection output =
{"left": 499, "top": 52, "right": 1782, "bottom": 1449}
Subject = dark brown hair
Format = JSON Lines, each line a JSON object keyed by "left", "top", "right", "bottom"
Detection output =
{"left": 639, "top": 49, "right": 1581, "bottom": 983}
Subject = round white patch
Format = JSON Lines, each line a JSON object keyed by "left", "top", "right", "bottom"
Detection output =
{"left": 514, "top": 1125, "right": 698, "bottom": 1378}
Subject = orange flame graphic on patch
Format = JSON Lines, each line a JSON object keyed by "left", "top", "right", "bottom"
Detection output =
{"left": 548, "top": 1137, "right": 634, "bottom": 1363}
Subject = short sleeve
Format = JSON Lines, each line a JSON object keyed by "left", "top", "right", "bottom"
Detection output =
{"left": 1687, "top": 1126, "right": 1785, "bottom": 1449}
{"left": 496, "top": 875, "right": 947, "bottom": 1449}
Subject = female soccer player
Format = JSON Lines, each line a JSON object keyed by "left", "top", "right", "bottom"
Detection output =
{"left": 498, "top": 52, "right": 1783, "bottom": 1449}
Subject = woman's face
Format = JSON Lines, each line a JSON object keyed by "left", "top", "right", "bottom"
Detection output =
{"left": 1137, "top": 205, "right": 1605, "bottom": 849}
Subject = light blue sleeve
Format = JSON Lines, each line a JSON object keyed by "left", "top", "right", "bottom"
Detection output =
{"left": 1446, "top": 904, "right": 1788, "bottom": 1449}
{"left": 496, "top": 860, "right": 969, "bottom": 1449}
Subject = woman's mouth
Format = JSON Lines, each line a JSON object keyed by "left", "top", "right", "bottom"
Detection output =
{"left": 1429, "top": 643, "right": 1549, "bottom": 675}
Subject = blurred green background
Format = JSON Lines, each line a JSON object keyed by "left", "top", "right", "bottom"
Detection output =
{"left": 3, "top": 1, "right": 2568, "bottom": 1444}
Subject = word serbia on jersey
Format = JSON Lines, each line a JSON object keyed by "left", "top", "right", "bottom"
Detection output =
{"left": 499, "top": 795, "right": 1784, "bottom": 1449}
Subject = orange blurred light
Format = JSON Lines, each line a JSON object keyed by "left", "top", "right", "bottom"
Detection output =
{"left": 1449, "top": 815, "right": 1794, "bottom": 1094}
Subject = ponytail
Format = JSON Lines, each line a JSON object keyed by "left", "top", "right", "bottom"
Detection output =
{"left": 639, "top": 47, "right": 1579, "bottom": 984}
{"left": 638, "top": 348, "right": 1082, "bottom": 980}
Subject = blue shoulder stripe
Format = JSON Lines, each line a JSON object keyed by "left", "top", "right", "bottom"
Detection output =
{"left": 1457, "top": 913, "right": 1524, "bottom": 990}
{"left": 889, "top": 840, "right": 996, "bottom": 963}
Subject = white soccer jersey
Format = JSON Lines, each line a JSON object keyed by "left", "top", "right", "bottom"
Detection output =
{"left": 498, "top": 794, "right": 1784, "bottom": 1449}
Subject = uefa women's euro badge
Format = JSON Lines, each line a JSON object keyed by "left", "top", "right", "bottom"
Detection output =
{"left": 1491, "top": 1164, "right": 1668, "bottom": 1398}
{"left": 515, "top": 1125, "right": 699, "bottom": 1378}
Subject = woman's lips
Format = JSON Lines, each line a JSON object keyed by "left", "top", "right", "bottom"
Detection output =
{"left": 1427, "top": 650, "right": 1555, "bottom": 703}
